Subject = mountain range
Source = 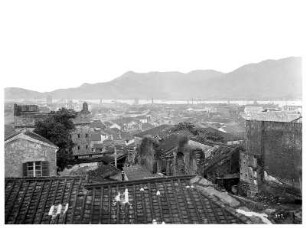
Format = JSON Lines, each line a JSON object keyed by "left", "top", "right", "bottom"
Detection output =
{"left": 5, "top": 57, "right": 302, "bottom": 101}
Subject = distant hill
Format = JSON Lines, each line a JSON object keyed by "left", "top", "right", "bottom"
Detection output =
{"left": 5, "top": 87, "right": 45, "bottom": 100}
{"left": 5, "top": 57, "right": 302, "bottom": 101}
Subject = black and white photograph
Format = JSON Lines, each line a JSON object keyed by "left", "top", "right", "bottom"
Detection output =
{"left": 1, "top": 0, "right": 304, "bottom": 225}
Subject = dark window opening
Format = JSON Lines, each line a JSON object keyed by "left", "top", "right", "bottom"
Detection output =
{"left": 23, "top": 161, "right": 49, "bottom": 177}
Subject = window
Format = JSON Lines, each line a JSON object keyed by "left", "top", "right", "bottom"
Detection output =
{"left": 23, "top": 161, "right": 49, "bottom": 177}
{"left": 86, "top": 145, "right": 88, "bottom": 149}
{"left": 85, "top": 134, "right": 89, "bottom": 138}
{"left": 78, "top": 145, "right": 80, "bottom": 150}
{"left": 78, "top": 134, "right": 81, "bottom": 138}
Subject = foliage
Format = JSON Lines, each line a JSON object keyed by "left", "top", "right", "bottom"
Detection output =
{"left": 34, "top": 108, "right": 77, "bottom": 171}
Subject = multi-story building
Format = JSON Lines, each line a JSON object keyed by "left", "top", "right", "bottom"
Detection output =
{"left": 240, "top": 113, "right": 302, "bottom": 197}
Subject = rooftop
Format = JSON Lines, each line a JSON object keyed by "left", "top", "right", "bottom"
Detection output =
{"left": 134, "top": 124, "right": 173, "bottom": 138}
{"left": 5, "top": 130, "right": 57, "bottom": 148}
{"left": 242, "top": 111, "right": 302, "bottom": 123}
{"left": 4, "top": 124, "right": 16, "bottom": 139}
{"left": 89, "top": 120, "right": 106, "bottom": 129}
{"left": 5, "top": 175, "right": 250, "bottom": 224}
{"left": 123, "top": 165, "right": 160, "bottom": 181}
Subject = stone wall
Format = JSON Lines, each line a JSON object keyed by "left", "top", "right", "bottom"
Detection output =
{"left": 242, "top": 120, "right": 302, "bottom": 196}
{"left": 5, "top": 139, "right": 57, "bottom": 177}
{"left": 14, "top": 113, "right": 50, "bottom": 128}
{"left": 139, "top": 143, "right": 157, "bottom": 173}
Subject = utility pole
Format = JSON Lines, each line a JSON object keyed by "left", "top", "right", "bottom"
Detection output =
{"left": 114, "top": 146, "right": 117, "bottom": 168}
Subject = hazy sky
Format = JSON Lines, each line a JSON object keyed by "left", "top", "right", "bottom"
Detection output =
{"left": 1, "top": 0, "right": 304, "bottom": 92}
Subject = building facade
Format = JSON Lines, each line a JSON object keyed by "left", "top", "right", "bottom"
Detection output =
{"left": 240, "top": 120, "right": 302, "bottom": 197}
{"left": 5, "top": 131, "right": 58, "bottom": 177}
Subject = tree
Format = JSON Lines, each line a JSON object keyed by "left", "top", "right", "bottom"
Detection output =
{"left": 34, "top": 108, "right": 77, "bottom": 171}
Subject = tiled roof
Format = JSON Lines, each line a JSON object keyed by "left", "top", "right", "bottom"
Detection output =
{"left": 4, "top": 124, "right": 16, "bottom": 139}
{"left": 88, "top": 164, "right": 121, "bottom": 183}
{"left": 5, "top": 131, "right": 57, "bottom": 148}
{"left": 204, "top": 145, "right": 241, "bottom": 172}
{"left": 4, "top": 131, "right": 20, "bottom": 141}
{"left": 158, "top": 130, "right": 194, "bottom": 154}
{"left": 120, "top": 131, "right": 133, "bottom": 140}
{"left": 5, "top": 175, "right": 249, "bottom": 224}
{"left": 241, "top": 111, "right": 302, "bottom": 123}
{"left": 5, "top": 176, "right": 86, "bottom": 224}
{"left": 90, "top": 120, "right": 106, "bottom": 129}
{"left": 123, "top": 165, "right": 160, "bottom": 180}
{"left": 134, "top": 124, "right": 173, "bottom": 138}
{"left": 196, "top": 126, "right": 241, "bottom": 142}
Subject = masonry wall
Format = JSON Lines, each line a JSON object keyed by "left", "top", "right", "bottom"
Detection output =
{"left": 71, "top": 125, "right": 91, "bottom": 155}
{"left": 138, "top": 142, "right": 157, "bottom": 173}
{"left": 5, "top": 139, "right": 57, "bottom": 177}
{"left": 263, "top": 121, "right": 302, "bottom": 188}
{"left": 14, "top": 113, "right": 50, "bottom": 128}
{"left": 242, "top": 120, "right": 302, "bottom": 196}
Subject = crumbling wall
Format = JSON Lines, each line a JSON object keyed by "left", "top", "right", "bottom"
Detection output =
{"left": 138, "top": 138, "right": 157, "bottom": 173}
{"left": 242, "top": 120, "right": 302, "bottom": 196}
{"left": 263, "top": 121, "right": 302, "bottom": 188}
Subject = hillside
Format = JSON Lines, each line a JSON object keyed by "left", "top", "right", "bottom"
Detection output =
{"left": 5, "top": 57, "right": 302, "bottom": 101}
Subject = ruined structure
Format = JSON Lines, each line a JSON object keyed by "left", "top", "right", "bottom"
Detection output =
{"left": 240, "top": 119, "right": 302, "bottom": 198}
{"left": 13, "top": 104, "right": 51, "bottom": 130}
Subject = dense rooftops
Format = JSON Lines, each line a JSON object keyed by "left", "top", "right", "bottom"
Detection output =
{"left": 5, "top": 175, "right": 250, "bottom": 224}
{"left": 134, "top": 124, "right": 173, "bottom": 138}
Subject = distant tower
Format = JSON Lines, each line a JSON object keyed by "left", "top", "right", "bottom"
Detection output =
{"left": 151, "top": 97, "right": 154, "bottom": 104}
{"left": 80, "top": 102, "right": 90, "bottom": 115}
{"left": 99, "top": 98, "right": 103, "bottom": 106}
{"left": 83, "top": 102, "right": 89, "bottom": 111}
